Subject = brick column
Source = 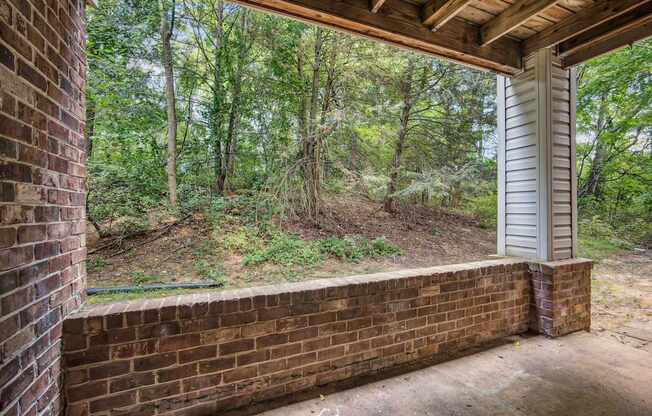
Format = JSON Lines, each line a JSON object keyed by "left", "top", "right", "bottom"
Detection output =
{"left": 0, "top": 0, "right": 87, "bottom": 415}
{"left": 529, "top": 258, "right": 592, "bottom": 337}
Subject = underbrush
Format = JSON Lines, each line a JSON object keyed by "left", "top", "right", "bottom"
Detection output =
{"left": 578, "top": 215, "right": 632, "bottom": 260}
{"left": 204, "top": 195, "right": 402, "bottom": 268}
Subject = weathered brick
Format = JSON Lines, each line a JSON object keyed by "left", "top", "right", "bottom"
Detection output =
{"left": 89, "top": 391, "right": 137, "bottom": 413}
{"left": 178, "top": 345, "right": 216, "bottom": 364}
{"left": 223, "top": 366, "right": 257, "bottom": 383}
{"left": 198, "top": 356, "right": 235, "bottom": 374}
{"left": 110, "top": 372, "right": 155, "bottom": 393}
{"left": 133, "top": 352, "right": 177, "bottom": 372}
{"left": 138, "top": 382, "right": 180, "bottom": 402}
{"left": 219, "top": 339, "right": 254, "bottom": 356}
{"left": 67, "top": 380, "right": 106, "bottom": 403}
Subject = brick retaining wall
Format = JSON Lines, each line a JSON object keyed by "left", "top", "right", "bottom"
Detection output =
{"left": 61, "top": 259, "right": 543, "bottom": 416}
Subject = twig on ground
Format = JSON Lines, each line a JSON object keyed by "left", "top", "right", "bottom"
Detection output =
{"left": 107, "top": 214, "right": 193, "bottom": 258}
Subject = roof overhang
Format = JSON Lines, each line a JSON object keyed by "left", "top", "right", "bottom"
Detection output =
{"left": 230, "top": 0, "right": 652, "bottom": 76}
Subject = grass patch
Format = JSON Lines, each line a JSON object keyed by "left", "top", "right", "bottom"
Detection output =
{"left": 130, "top": 271, "right": 163, "bottom": 286}
{"left": 578, "top": 237, "right": 627, "bottom": 261}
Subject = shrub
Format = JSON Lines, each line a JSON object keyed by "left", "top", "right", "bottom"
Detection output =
{"left": 465, "top": 192, "right": 497, "bottom": 229}
{"left": 244, "top": 233, "right": 323, "bottom": 267}
{"left": 318, "top": 236, "right": 401, "bottom": 262}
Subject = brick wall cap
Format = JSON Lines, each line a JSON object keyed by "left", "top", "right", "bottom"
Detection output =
{"left": 528, "top": 258, "right": 593, "bottom": 274}
{"left": 72, "top": 258, "right": 528, "bottom": 322}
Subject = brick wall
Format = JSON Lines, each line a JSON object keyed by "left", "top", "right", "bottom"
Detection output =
{"left": 529, "top": 259, "right": 592, "bottom": 337}
{"left": 0, "top": 0, "right": 87, "bottom": 415}
{"left": 62, "top": 259, "right": 535, "bottom": 416}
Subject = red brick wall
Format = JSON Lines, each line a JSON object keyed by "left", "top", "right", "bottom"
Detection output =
{"left": 529, "top": 259, "right": 592, "bottom": 337}
{"left": 0, "top": 0, "right": 87, "bottom": 414}
{"left": 62, "top": 259, "right": 533, "bottom": 416}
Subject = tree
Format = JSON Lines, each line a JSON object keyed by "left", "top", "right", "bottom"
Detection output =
{"left": 577, "top": 41, "right": 651, "bottom": 201}
{"left": 159, "top": 0, "right": 178, "bottom": 206}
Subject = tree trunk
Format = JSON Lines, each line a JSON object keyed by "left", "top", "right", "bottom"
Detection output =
{"left": 583, "top": 138, "right": 607, "bottom": 198}
{"left": 212, "top": 0, "right": 226, "bottom": 194}
{"left": 218, "top": 10, "right": 248, "bottom": 193}
{"left": 159, "top": 0, "right": 177, "bottom": 206}
{"left": 384, "top": 57, "right": 416, "bottom": 213}
{"left": 301, "top": 28, "right": 324, "bottom": 221}
{"left": 85, "top": 94, "right": 96, "bottom": 161}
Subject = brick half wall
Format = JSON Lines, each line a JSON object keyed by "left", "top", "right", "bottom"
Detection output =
{"left": 62, "top": 259, "right": 537, "bottom": 416}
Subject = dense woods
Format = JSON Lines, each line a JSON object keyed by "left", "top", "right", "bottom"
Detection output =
{"left": 86, "top": 0, "right": 651, "bottom": 268}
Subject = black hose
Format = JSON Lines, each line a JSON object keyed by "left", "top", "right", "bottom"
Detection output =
{"left": 86, "top": 282, "right": 224, "bottom": 296}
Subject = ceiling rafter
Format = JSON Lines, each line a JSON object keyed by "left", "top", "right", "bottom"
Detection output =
{"left": 523, "top": 0, "right": 652, "bottom": 55}
{"left": 558, "top": 2, "right": 652, "bottom": 57}
{"left": 562, "top": 20, "right": 652, "bottom": 67}
{"left": 231, "top": 0, "right": 522, "bottom": 74}
{"left": 370, "top": 0, "right": 387, "bottom": 14}
{"left": 480, "top": 0, "right": 560, "bottom": 46}
{"left": 421, "top": 0, "right": 473, "bottom": 32}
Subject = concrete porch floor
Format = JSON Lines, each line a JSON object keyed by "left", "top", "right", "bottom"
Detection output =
{"left": 256, "top": 332, "right": 652, "bottom": 416}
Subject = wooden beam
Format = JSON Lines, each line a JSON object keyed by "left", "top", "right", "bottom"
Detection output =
{"left": 561, "top": 20, "right": 652, "bottom": 67}
{"left": 422, "top": 0, "right": 473, "bottom": 32}
{"left": 523, "top": 0, "right": 651, "bottom": 56}
{"left": 558, "top": 2, "right": 652, "bottom": 57}
{"left": 480, "top": 0, "right": 559, "bottom": 46}
{"left": 231, "top": 0, "right": 522, "bottom": 75}
{"left": 370, "top": 0, "right": 387, "bottom": 13}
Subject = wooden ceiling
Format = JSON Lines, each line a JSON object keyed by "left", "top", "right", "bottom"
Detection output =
{"left": 231, "top": 0, "right": 652, "bottom": 75}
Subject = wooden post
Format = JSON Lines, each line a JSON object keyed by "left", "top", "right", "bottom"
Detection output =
{"left": 497, "top": 49, "right": 578, "bottom": 261}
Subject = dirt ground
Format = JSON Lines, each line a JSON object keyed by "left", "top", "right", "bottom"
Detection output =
{"left": 86, "top": 195, "right": 496, "bottom": 290}
{"left": 590, "top": 249, "right": 652, "bottom": 352}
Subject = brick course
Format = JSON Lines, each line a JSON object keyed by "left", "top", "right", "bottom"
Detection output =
{"left": 0, "top": 0, "right": 86, "bottom": 415}
{"left": 62, "top": 259, "right": 541, "bottom": 416}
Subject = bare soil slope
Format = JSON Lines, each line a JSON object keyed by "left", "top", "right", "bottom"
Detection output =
{"left": 87, "top": 194, "right": 496, "bottom": 289}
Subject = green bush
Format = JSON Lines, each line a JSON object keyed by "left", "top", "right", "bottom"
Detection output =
{"left": 242, "top": 233, "right": 401, "bottom": 267}
{"left": 465, "top": 192, "right": 497, "bottom": 229}
{"left": 244, "top": 233, "right": 323, "bottom": 267}
{"left": 318, "top": 236, "right": 401, "bottom": 262}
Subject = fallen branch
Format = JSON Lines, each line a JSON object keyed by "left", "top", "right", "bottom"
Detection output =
{"left": 106, "top": 214, "right": 192, "bottom": 258}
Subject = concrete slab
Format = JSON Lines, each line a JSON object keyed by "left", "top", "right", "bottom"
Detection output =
{"left": 256, "top": 332, "right": 652, "bottom": 416}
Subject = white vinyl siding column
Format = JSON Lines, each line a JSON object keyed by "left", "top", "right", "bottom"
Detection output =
{"left": 497, "top": 48, "right": 578, "bottom": 261}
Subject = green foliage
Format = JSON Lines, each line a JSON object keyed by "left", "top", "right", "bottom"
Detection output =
{"left": 318, "top": 236, "right": 401, "bottom": 262}
{"left": 242, "top": 232, "right": 401, "bottom": 267}
{"left": 87, "top": 257, "right": 108, "bottom": 273}
{"left": 577, "top": 216, "right": 631, "bottom": 260}
{"left": 243, "top": 233, "right": 323, "bottom": 267}
{"left": 130, "top": 272, "right": 163, "bottom": 286}
{"left": 465, "top": 192, "right": 497, "bottom": 229}
{"left": 194, "top": 260, "right": 228, "bottom": 285}
{"left": 576, "top": 40, "right": 652, "bottom": 248}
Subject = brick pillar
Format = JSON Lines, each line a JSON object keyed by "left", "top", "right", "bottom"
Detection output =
{"left": 529, "top": 258, "right": 592, "bottom": 337}
{"left": 0, "top": 0, "right": 87, "bottom": 415}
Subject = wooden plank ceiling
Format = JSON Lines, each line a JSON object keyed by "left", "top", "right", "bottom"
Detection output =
{"left": 231, "top": 0, "right": 652, "bottom": 75}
